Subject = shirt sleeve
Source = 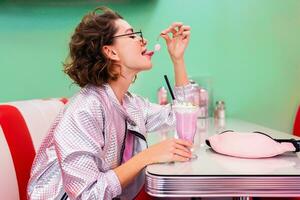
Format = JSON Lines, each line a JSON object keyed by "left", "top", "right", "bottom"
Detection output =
{"left": 54, "top": 102, "right": 122, "bottom": 200}
{"left": 140, "top": 83, "right": 194, "bottom": 133}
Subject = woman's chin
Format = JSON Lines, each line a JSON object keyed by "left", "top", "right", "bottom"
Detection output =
{"left": 145, "top": 64, "right": 153, "bottom": 71}
{"left": 140, "top": 63, "right": 153, "bottom": 71}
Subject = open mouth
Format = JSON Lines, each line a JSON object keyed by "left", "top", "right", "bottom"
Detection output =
{"left": 141, "top": 49, "right": 147, "bottom": 55}
{"left": 142, "top": 49, "right": 154, "bottom": 57}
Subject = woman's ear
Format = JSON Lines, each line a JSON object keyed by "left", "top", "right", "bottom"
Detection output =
{"left": 102, "top": 45, "right": 120, "bottom": 61}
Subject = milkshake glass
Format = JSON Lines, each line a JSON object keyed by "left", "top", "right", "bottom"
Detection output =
{"left": 173, "top": 102, "right": 198, "bottom": 159}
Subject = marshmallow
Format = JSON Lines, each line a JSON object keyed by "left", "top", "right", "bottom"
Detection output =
{"left": 154, "top": 43, "right": 161, "bottom": 51}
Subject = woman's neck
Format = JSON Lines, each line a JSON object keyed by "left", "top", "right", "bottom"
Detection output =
{"left": 108, "top": 74, "right": 135, "bottom": 105}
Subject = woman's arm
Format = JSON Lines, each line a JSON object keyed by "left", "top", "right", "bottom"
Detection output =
{"left": 54, "top": 100, "right": 192, "bottom": 199}
{"left": 161, "top": 22, "right": 191, "bottom": 87}
{"left": 134, "top": 23, "right": 193, "bottom": 132}
{"left": 134, "top": 84, "right": 194, "bottom": 133}
{"left": 54, "top": 104, "right": 121, "bottom": 199}
{"left": 114, "top": 138, "right": 192, "bottom": 189}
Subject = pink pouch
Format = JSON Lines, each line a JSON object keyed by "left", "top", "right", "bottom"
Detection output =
{"left": 206, "top": 130, "right": 300, "bottom": 158}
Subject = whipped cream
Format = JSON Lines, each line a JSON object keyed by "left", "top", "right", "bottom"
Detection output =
{"left": 172, "top": 101, "right": 198, "bottom": 113}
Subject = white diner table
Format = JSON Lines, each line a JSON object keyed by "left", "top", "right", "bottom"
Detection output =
{"left": 145, "top": 118, "right": 300, "bottom": 198}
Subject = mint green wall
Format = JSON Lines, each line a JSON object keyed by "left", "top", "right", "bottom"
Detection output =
{"left": 0, "top": 0, "right": 299, "bottom": 133}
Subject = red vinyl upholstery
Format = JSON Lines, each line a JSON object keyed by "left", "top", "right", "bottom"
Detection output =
{"left": 254, "top": 106, "right": 300, "bottom": 200}
{"left": 293, "top": 106, "right": 300, "bottom": 137}
{"left": 0, "top": 98, "right": 67, "bottom": 200}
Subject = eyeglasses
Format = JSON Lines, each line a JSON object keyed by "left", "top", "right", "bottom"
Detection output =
{"left": 112, "top": 30, "right": 144, "bottom": 43}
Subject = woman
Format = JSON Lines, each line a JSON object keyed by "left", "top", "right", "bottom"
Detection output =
{"left": 27, "top": 6, "right": 194, "bottom": 200}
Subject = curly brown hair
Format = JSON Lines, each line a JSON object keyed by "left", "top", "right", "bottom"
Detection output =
{"left": 63, "top": 7, "right": 123, "bottom": 87}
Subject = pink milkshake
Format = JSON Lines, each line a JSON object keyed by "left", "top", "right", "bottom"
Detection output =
{"left": 173, "top": 103, "right": 198, "bottom": 143}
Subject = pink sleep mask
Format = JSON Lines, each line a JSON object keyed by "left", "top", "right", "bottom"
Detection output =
{"left": 206, "top": 130, "right": 300, "bottom": 158}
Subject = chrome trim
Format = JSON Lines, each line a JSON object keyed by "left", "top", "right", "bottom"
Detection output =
{"left": 146, "top": 171, "right": 300, "bottom": 197}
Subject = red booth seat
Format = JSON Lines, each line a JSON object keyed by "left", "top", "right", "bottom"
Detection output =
{"left": 0, "top": 98, "right": 67, "bottom": 200}
{"left": 293, "top": 106, "right": 300, "bottom": 137}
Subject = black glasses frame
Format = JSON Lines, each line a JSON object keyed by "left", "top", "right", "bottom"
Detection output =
{"left": 112, "top": 30, "right": 143, "bottom": 42}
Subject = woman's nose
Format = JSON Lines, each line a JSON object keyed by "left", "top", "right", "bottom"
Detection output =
{"left": 141, "top": 38, "right": 147, "bottom": 46}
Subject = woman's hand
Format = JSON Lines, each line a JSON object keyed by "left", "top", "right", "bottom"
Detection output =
{"left": 144, "top": 138, "right": 193, "bottom": 164}
{"left": 160, "top": 22, "right": 191, "bottom": 63}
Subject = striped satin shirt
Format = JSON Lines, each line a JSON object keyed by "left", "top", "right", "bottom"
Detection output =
{"left": 27, "top": 83, "right": 193, "bottom": 200}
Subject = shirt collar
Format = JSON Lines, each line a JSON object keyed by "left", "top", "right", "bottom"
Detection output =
{"left": 102, "top": 84, "right": 136, "bottom": 125}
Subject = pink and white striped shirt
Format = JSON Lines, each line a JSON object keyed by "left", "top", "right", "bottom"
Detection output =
{"left": 27, "top": 83, "right": 193, "bottom": 200}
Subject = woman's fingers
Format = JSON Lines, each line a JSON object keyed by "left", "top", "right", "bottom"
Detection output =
{"left": 160, "top": 23, "right": 191, "bottom": 45}
{"left": 172, "top": 154, "right": 190, "bottom": 162}
{"left": 169, "top": 139, "right": 193, "bottom": 161}
{"left": 174, "top": 138, "right": 193, "bottom": 148}
{"left": 161, "top": 22, "right": 183, "bottom": 35}
{"left": 182, "top": 30, "right": 190, "bottom": 36}
{"left": 174, "top": 143, "right": 191, "bottom": 154}
{"left": 178, "top": 25, "right": 190, "bottom": 35}
{"left": 160, "top": 25, "right": 179, "bottom": 44}
{"left": 146, "top": 138, "right": 195, "bottom": 164}
{"left": 161, "top": 22, "right": 184, "bottom": 39}
{"left": 172, "top": 148, "right": 192, "bottom": 159}
{"left": 181, "top": 31, "right": 190, "bottom": 40}
{"left": 163, "top": 24, "right": 190, "bottom": 37}
{"left": 181, "top": 26, "right": 191, "bottom": 36}
{"left": 160, "top": 33, "right": 171, "bottom": 44}
{"left": 178, "top": 26, "right": 191, "bottom": 41}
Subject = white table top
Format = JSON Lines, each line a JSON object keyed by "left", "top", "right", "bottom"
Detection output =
{"left": 145, "top": 118, "right": 300, "bottom": 197}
